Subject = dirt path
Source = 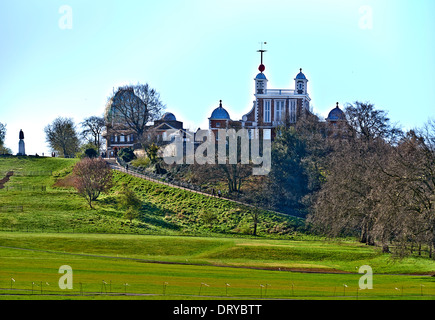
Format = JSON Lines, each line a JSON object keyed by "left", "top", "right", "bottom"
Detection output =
{"left": 0, "top": 171, "right": 13, "bottom": 189}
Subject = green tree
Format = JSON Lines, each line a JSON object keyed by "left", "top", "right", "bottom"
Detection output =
{"left": 0, "top": 122, "right": 11, "bottom": 154}
{"left": 118, "top": 183, "right": 142, "bottom": 222}
{"left": 45, "top": 117, "right": 80, "bottom": 158}
{"left": 0, "top": 122, "right": 6, "bottom": 147}
{"left": 268, "top": 125, "right": 309, "bottom": 216}
{"left": 147, "top": 143, "right": 159, "bottom": 163}
{"left": 118, "top": 147, "right": 136, "bottom": 162}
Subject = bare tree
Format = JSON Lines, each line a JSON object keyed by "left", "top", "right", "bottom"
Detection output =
{"left": 80, "top": 116, "right": 105, "bottom": 153}
{"left": 218, "top": 163, "right": 252, "bottom": 194}
{"left": 307, "top": 102, "right": 435, "bottom": 259}
{"left": 345, "top": 101, "right": 401, "bottom": 143}
{"left": 378, "top": 124, "right": 435, "bottom": 257}
{"left": 73, "top": 157, "right": 113, "bottom": 208}
{"left": 307, "top": 102, "right": 402, "bottom": 244}
{"left": 105, "top": 83, "right": 165, "bottom": 150}
{"left": 44, "top": 117, "right": 80, "bottom": 157}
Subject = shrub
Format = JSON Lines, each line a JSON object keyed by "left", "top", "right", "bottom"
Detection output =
{"left": 130, "top": 156, "right": 151, "bottom": 168}
{"left": 84, "top": 148, "right": 98, "bottom": 158}
{"left": 118, "top": 183, "right": 142, "bottom": 209}
{"left": 118, "top": 147, "right": 136, "bottom": 163}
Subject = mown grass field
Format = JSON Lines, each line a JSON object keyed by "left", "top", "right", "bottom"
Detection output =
{"left": 0, "top": 156, "right": 434, "bottom": 300}
{"left": 0, "top": 232, "right": 435, "bottom": 300}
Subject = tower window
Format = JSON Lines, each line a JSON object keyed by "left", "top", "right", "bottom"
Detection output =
{"left": 264, "top": 100, "right": 271, "bottom": 123}
{"left": 275, "top": 100, "right": 285, "bottom": 122}
{"left": 290, "top": 100, "right": 296, "bottom": 123}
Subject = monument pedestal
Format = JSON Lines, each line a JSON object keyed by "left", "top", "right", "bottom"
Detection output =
{"left": 18, "top": 139, "right": 26, "bottom": 156}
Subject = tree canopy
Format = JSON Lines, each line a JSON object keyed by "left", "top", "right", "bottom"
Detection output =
{"left": 44, "top": 117, "right": 80, "bottom": 157}
{"left": 105, "top": 83, "right": 165, "bottom": 150}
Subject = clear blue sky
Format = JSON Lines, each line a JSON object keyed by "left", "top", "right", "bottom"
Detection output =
{"left": 1, "top": 0, "right": 434, "bottom": 155}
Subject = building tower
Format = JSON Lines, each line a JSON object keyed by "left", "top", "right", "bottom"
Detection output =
{"left": 295, "top": 68, "right": 308, "bottom": 95}
{"left": 255, "top": 48, "right": 268, "bottom": 95}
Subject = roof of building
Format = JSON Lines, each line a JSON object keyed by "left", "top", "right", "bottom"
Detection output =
{"left": 161, "top": 112, "right": 177, "bottom": 121}
{"left": 210, "top": 100, "right": 231, "bottom": 120}
{"left": 327, "top": 103, "right": 346, "bottom": 121}
{"left": 295, "top": 68, "right": 307, "bottom": 80}
{"left": 255, "top": 72, "right": 267, "bottom": 80}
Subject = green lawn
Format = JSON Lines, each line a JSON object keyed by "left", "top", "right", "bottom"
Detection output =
{"left": 1, "top": 156, "right": 434, "bottom": 300}
{"left": 0, "top": 232, "right": 434, "bottom": 300}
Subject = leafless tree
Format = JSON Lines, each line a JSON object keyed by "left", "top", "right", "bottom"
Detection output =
{"left": 73, "top": 157, "right": 113, "bottom": 208}
{"left": 105, "top": 83, "right": 165, "bottom": 150}
{"left": 308, "top": 102, "right": 435, "bottom": 259}
{"left": 344, "top": 101, "right": 401, "bottom": 143}
{"left": 80, "top": 116, "right": 105, "bottom": 153}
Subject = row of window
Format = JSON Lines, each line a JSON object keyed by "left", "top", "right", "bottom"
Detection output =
{"left": 263, "top": 99, "right": 297, "bottom": 123}
{"left": 110, "top": 134, "right": 135, "bottom": 143}
{"left": 216, "top": 129, "right": 271, "bottom": 141}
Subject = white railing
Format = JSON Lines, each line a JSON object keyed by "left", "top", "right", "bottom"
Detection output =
{"left": 264, "top": 89, "right": 296, "bottom": 95}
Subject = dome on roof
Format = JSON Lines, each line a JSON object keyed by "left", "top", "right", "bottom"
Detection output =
{"left": 255, "top": 73, "right": 267, "bottom": 80}
{"left": 161, "top": 112, "right": 177, "bottom": 121}
{"left": 295, "top": 68, "right": 307, "bottom": 80}
{"left": 327, "top": 103, "right": 346, "bottom": 121}
{"left": 210, "top": 100, "right": 231, "bottom": 120}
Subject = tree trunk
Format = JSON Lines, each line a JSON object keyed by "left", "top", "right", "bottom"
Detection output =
{"left": 382, "top": 244, "right": 390, "bottom": 253}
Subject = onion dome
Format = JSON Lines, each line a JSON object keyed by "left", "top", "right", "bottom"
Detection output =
{"left": 255, "top": 73, "right": 267, "bottom": 80}
{"left": 295, "top": 68, "right": 307, "bottom": 80}
{"left": 209, "top": 100, "right": 231, "bottom": 120}
{"left": 326, "top": 102, "right": 346, "bottom": 121}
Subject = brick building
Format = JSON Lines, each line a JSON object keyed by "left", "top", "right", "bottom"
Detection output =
{"left": 208, "top": 51, "right": 345, "bottom": 139}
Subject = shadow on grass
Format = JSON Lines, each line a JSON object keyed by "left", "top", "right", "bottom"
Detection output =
{"left": 97, "top": 197, "right": 181, "bottom": 232}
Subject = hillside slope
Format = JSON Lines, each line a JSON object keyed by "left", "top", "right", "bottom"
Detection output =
{"left": 0, "top": 156, "right": 304, "bottom": 237}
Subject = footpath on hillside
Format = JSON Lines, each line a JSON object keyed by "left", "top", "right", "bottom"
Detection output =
{"left": 0, "top": 171, "right": 13, "bottom": 189}
{"left": 105, "top": 158, "right": 300, "bottom": 220}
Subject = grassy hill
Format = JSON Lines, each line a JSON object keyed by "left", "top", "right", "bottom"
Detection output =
{"left": 1, "top": 156, "right": 435, "bottom": 300}
{"left": 0, "top": 156, "right": 304, "bottom": 236}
